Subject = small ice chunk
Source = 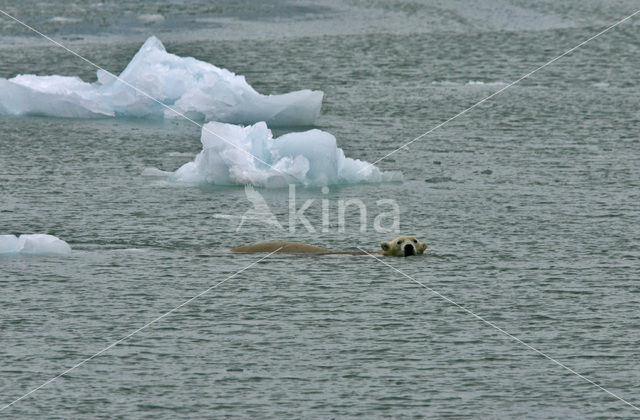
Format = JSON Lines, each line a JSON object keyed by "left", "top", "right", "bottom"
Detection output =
{"left": 170, "top": 121, "right": 402, "bottom": 187}
{"left": 49, "top": 16, "right": 82, "bottom": 24}
{"left": 19, "top": 234, "right": 72, "bottom": 256}
{"left": 0, "top": 36, "right": 323, "bottom": 126}
{"left": 0, "top": 234, "right": 71, "bottom": 256}
{"left": 137, "top": 14, "right": 165, "bottom": 24}
{"left": 0, "top": 235, "right": 21, "bottom": 254}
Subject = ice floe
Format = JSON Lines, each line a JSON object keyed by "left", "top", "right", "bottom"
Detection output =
{"left": 431, "top": 80, "right": 508, "bottom": 88}
{"left": 169, "top": 121, "right": 402, "bottom": 187}
{"left": 0, "top": 234, "right": 72, "bottom": 256}
{"left": 0, "top": 36, "right": 323, "bottom": 126}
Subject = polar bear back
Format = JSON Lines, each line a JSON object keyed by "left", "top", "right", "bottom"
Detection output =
{"left": 231, "top": 241, "right": 331, "bottom": 254}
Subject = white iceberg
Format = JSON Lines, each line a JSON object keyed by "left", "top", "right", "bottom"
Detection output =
{"left": 0, "top": 36, "right": 323, "bottom": 126}
{"left": 170, "top": 121, "right": 402, "bottom": 187}
{"left": 0, "top": 234, "right": 72, "bottom": 256}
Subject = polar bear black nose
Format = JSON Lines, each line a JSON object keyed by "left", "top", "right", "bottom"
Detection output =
{"left": 404, "top": 244, "right": 415, "bottom": 256}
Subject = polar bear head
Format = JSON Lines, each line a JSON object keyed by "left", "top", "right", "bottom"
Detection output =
{"left": 380, "top": 235, "right": 427, "bottom": 257}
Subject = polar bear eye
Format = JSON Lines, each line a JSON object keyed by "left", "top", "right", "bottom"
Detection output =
{"left": 397, "top": 240, "right": 403, "bottom": 245}
{"left": 413, "top": 239, "right": 418, "bottom": 243}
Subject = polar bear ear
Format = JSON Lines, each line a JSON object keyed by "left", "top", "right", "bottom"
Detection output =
{"left": 418, "top": 242, "right": 427, "bottom": 253}
{"left": 380, "top": 242, "right": 390, "bottom": 251}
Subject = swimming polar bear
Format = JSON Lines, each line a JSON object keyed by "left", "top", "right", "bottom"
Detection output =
{"left": 231, "top": 235, "right": 427, "bottom": 257}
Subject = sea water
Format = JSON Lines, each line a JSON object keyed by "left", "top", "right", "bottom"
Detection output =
{"left": 1, "top": 0, "right": 639, "bottom": 418}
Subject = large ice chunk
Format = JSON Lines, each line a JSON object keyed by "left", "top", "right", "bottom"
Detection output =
{"left": 0, "top": 36, "right": 323, "bottom": 126}
{"left": 0, "top": 234, "right": 72, "bottom": 256}
{"left": 170, "top": 121, "right": 402, "bottom": 187}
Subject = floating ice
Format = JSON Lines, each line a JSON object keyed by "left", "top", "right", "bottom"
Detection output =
{"left": 430, "top": 80, "right": 508, "bottom": 88}
{"left": 466, "top": 80, "right": 508, "bottom": 87}
{"left": 0, "top": 36, "right": 323, "bottom": 126}
{"left": 0, "top": 234, "right": 72, "bottom": 256}
{"left": 170, "top": 121, "right": 402, "bottom": 187}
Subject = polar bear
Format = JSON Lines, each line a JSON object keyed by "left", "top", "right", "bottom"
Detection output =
{"left": 231, "top": 235, "right": 427, "bottom": 257}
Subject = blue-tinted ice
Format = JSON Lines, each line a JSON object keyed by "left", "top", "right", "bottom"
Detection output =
{"left": 0, "top": 234, "right": 71, "bottom": 256}
{"left": 0, "top": 37, "right": 323, "bottom": 126}
{"left": 170, "top": 121, "right": 402, "bottom": 187}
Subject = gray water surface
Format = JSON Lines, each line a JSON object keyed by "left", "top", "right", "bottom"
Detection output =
{"left": 1, "top": 1, "right": 640, "bottom": 418}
